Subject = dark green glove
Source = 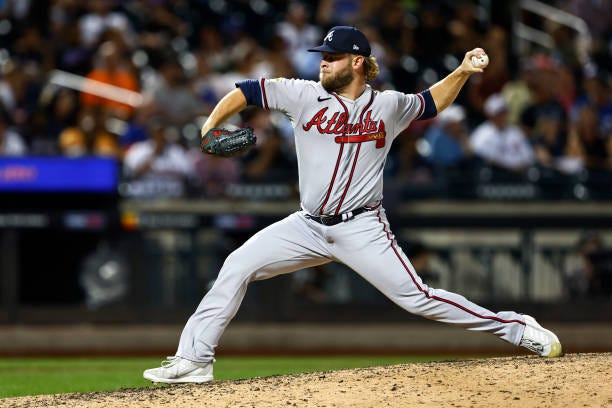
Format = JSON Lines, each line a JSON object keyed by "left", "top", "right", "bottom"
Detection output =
{"left": 200, "top": 127, "right": 256, "bottom": 157}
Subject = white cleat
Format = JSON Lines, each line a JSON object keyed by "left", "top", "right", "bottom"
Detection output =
{"left": 519, "top": 315, "right": 563, "bottom": 357}
{"left": 143, "top": 356, "right": 214, "bottom": 384}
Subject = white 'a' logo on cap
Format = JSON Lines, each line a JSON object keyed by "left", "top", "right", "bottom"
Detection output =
{"left": 324, "top": 30, "right": 334, "bottom": 42}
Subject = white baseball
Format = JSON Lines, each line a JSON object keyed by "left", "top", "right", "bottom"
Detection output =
{"left": 471, "top": 53, "right": 489, "bottom": 68}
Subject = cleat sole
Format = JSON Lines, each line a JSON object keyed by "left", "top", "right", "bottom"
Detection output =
{"left": 144, "top": 373, "right": 213, "bottom": 384}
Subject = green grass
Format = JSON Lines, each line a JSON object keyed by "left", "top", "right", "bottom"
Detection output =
{"left": 0, "top": 355, "right": 450, "bottom": 398}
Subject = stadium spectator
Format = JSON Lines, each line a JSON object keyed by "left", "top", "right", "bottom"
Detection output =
{"left": 566, "top": 105, "right": 610, "bottom": 170}
{"left": 80, "top": 41, "right": 140, "bottom": 119}
{"left": 58, "top": 107, "right": 119, "bottom": 158}
{"left": 315, "top": 0, "right": 367, "bottom": 27}
{"left": 128, "top": 0, "right": 190, "bottom": 46}
{"left": 448, "top": 1, "right": 486, "bottom": 56}
{"left": 570, "top": 72, "right": 612, "bottom": 138}
{"left": 118, "top": 99, "right": 157, "bottom": 155}
{"left": 501, "top": 58, "right": 540, "bottom": 126}
{"left": 78, "top": 0, "right": 135, "bottom": 49}
{"left": 368, "top": 4, "right": 411, "bottom": 89}
{"left": 188, "top": 149, "right": 242, "bottom": 198}
{"left": 556, "top": 64, "right": 578, "bottom": 113}
{"left": 239, "top": 107, "right": 296, "bottom": 184}
{"left": 389, "top": 126, "right": 435, "bottom": 193}
{"left": 13, "top": 27, "right": 53, "bottom": 73}
{"left": 0, "top": 58, "right": 40, "bottom": 132}
{"left": 275, "top": 1, "right": 323, "bottom": 80}
{"left": 196, "top": 26, "right": 232, "bottom": 73}
{"left": 423, "top": 104, "right": 472, "bottom": 167}
{"left": 0, "top": 108, "right": 27, "bottom": 156}
{"left": 412, "top": 4, "right": 451, "bottom": 72}
{"left": 374, "top": 1, "right": 413, "bottom": 57}
{"left": 470, "top": 93, "right": 535, "bottom": 172}
{"left": 52, "top": 19, "right": 94, "bottom": 76}
{"left": 205, "top": 38, "right": 273, "bottom": 103}
{"left": 122, "top": 119, "right": 194, "bottom": 190}
{"left": 0, "top": 0, "right": 49, "bottom": 31}
{"left": 147, "top": 57, "right": 202, "bottom": 126}
{"left": 263, "top": 33, "right": 298, "bottom": 79}
{"left": 28, "top": 110, "right": 59, "bottom": 156}
{"left": 519, "top": 57, "right": 568, "bottom": 142}
{"left": 29, "top": 86, "right": 79, "bottom": 155}
{"left": 358, "top": 24, "right": 391, "bottom": 88}
{"left": 531, "top": 113, "right": 575, "bottom": 174}
{"left": 466, "top": 26, "right": 511, "bottom": 123}
{"left": 40, "top": 88, "right": 79, "bottom": 142}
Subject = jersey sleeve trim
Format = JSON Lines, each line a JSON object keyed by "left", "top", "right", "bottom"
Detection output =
{"left": 260, "top": 78, "right": 269, "bottom": 110}
{"left": 235, "top": 79, "right": 263, "bottom": 107}
{"left": 417, "top": 89, "right": 437, "bottom": 120}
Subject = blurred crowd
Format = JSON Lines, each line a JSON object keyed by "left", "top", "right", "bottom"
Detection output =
{"left": 0, "top": 0, "right": 610, "bottom": 200}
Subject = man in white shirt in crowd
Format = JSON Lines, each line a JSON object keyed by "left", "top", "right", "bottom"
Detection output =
{"left": 0, "top": 109, "right": 27, "bottom": 156}
{"left": 123, "top": 119, "right": 194, "bottom": 197}
{"left": 469, "top": 93, "right": 534, "bottom": 171}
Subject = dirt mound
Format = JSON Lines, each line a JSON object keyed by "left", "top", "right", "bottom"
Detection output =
{"left": 3, "top": 353, "right": 611, "bottom": 408}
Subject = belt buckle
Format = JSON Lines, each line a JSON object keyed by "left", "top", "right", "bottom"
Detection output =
{"left": 319, "top": 215, "right": 335, "bottom": 226}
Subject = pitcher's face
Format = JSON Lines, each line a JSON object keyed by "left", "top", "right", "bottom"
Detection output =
{"left": 319, "top": 52, "right": 354, "bottom": 92}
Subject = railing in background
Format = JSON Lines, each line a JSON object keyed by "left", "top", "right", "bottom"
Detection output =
{"left": 4, "top": 198, "right": 612, "bottom": 324}
{"left": 514, "top": 0, "right": 592, "bottom": 64}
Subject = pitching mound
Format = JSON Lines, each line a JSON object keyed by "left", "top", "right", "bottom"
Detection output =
{"left": 4, "top": 353, "right": 611, "bottom": 407}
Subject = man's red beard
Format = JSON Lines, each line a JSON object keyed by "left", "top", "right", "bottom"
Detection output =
{"left": 320, "top": 64, "right": 354, "bottom": 92}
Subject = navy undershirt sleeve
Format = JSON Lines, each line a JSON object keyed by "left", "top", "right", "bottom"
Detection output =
{"left": 418, "top": 89, "right": 437, "bottom": 120}
{"left": 235, "top": 79, "right": 263, "bottom": 107}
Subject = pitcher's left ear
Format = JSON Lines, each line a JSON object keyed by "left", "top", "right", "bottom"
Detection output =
{"left": 352, "top": 55, "right": 364, "bottom": 68}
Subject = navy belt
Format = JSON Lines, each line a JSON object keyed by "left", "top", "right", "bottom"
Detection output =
{"left": 305, "top": 207, "right": 370, "bottom": 226}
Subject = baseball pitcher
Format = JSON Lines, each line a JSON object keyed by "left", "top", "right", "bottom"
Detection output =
{"left": 144, "top": 26, "right": 562, "bottom": 384}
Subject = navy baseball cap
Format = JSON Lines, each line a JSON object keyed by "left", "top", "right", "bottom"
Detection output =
{"left": 307, "top": 26, "right": 371, "bottom": 57}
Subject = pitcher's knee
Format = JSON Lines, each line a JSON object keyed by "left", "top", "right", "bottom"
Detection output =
{"left": 217, "top": 253, "right": 256, "bottom": 284}
{"left": 223, "top": 261, "right": 255, "bottom": 279}
{"left": 394, "top": 287, "right": 436, "bottom": 315}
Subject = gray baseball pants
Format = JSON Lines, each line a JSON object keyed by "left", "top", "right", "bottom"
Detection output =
{"left": 176, "top": 208, "right": 526, "bottom": 362}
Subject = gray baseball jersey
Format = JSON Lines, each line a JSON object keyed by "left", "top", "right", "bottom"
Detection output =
{"left": 175, "top": 78, "right": 527, "bottom": 363}
{"left": 259, "top": 78, "right": 423, "bottom": 215}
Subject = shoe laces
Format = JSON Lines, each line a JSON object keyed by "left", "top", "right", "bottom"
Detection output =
{"left": 520, "top": 338, "right": 544, "bottom": 354}
{"left": 161, "top": 356, "right": 179, "bottom": 367}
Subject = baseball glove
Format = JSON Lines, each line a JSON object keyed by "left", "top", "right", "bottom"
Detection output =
{"left": 200, "top": 127, "right": 256, "bottom": 157}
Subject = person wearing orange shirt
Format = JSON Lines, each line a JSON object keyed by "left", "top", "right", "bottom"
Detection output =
{"left": 80, "top": 41, "right": 139, "bottom": 119}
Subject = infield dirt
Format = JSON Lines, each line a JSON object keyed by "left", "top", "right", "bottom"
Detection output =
{"left": 2, "top": 352, "right": 610, "bottom": 408}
